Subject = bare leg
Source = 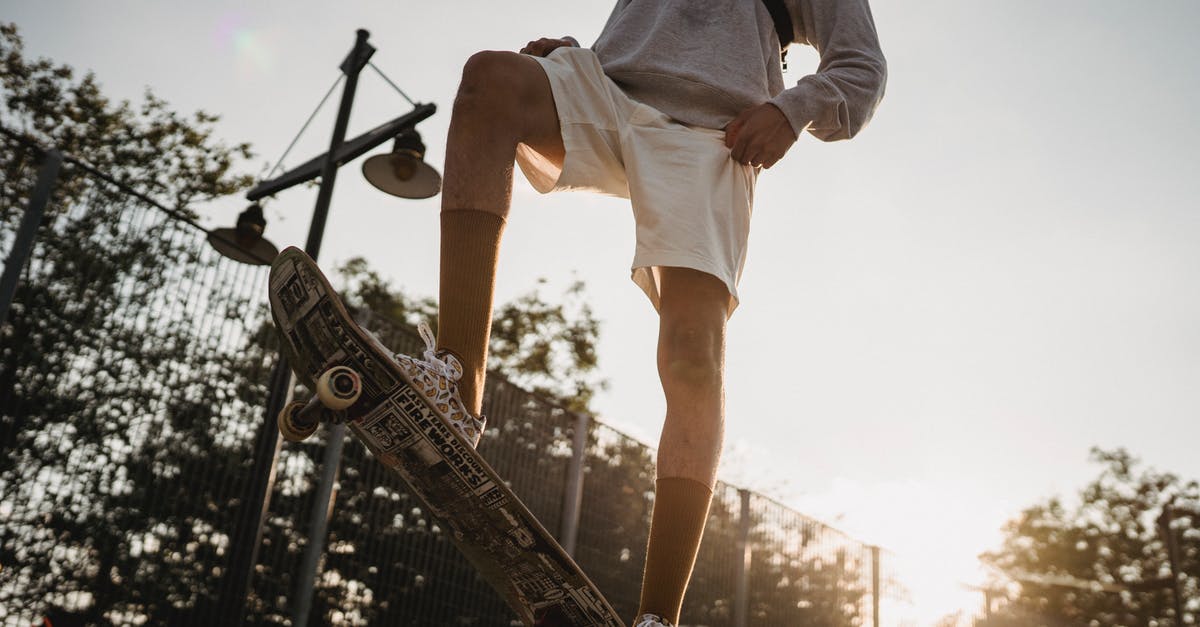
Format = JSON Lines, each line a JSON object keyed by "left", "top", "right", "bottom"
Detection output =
{"left": 655, "top": 267, "right": 728, "bottom": 485}
{"left": 437, "top": 50, "right": 564, "bottom": 413}
{"left": 638, "top": 267, "right": 729, "bottom": 624}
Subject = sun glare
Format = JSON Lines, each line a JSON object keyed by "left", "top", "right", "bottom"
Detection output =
{"left": 792, "top": 476, "right": 1009, "bottom": 625}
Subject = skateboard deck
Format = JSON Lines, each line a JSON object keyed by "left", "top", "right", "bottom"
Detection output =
{"left": 267, "top": 246, "right": 625, "bottom": 627}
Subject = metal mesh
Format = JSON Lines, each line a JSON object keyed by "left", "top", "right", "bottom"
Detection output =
{"left": 0, "top": 132, "right": 277, "bottom": 625}
{"left": 0, "top": 134, "right": 903, "bottom": 626}
{"left": 573, "top": 421, "right": 657, "bottom": 621}
{"left": 744, "top": 493, "right": 874, "bottom": 626}
{"left": 683, "top": 482, "right": 743, "bottom": 626}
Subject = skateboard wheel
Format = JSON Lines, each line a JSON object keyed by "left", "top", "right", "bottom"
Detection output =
{"left": 316, "top": 366, "right": 361, "bottom": 410}
{"left": 278, "top": 400, "right": 318, "bottom": 442}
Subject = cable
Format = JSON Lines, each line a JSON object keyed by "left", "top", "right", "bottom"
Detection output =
{"left": 265, "top": 74, "right": 346, "bottom": 179}
{"left": 368, "top": 62, "right": 417, "bottom": 107}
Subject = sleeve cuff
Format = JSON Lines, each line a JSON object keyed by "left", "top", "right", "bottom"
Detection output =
{"left": 768, "top": 76, "right": 851, "bottom": 141}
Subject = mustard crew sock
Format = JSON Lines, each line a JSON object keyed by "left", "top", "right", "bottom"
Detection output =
{"left": 437, "top": 209, "right": 506, "bottom": 415}
{"left": 637, "top": 476, "right": 714, "bottom": 625}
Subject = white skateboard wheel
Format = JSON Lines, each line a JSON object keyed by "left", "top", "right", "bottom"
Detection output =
{"left": 316, "top": 366, "right": 361, "bottom": 410}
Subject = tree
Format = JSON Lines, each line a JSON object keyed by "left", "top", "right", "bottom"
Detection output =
{"left": 0, "top": 21, "right": 264, "bottom": 624}
{"left": 980, "top": 448, "right": 1199, "bottom": 626}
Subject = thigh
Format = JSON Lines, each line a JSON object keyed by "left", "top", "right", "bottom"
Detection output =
{"left": 515, "top": 47, "right": 634, "bottom": 197}
{"left": 509, "top": 53, "right": 566, "bottom": 170}
{"left": 657, "top": 268, "right": 730, "bottom": 337}
{"left": 459, "top": 50, "right": 565, "bottom": 168}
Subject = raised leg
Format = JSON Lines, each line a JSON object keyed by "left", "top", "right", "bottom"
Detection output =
{"left": 437, "top": 50, "right": 565, "bottom": 414}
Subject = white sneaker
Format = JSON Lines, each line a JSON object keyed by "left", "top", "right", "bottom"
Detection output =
{"left": 366, "top": 321, "right": 487, "bottom": 448}
{"left": 635, "top": 614, "right": 673, "bottom": 627}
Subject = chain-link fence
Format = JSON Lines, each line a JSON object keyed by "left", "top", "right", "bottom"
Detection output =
{"left": 1, "top": 131, "right": 902, "bottom": 626}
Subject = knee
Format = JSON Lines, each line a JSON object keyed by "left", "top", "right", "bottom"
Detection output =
{"left": 659, "top": 318, "right": 725, "bottom": 390}
{"left": 456, "top": 50, "right": 527, "bottom": 115}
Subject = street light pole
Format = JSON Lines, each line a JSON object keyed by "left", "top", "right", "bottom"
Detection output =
{"left": 288, "top": 30, "right": 375, "bottom": 626}
{"left": 219, "top": 28, "right": 376, "bottom": 624}
{"left": 305, "top": 28, "right": 375, "bottom": 259}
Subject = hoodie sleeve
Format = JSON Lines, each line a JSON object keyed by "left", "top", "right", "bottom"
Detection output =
{"left": 768, "top": 0, "right": 887, "bottom": 141}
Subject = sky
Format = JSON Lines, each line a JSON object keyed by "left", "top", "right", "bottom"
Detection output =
{"left": 5, "top": 0, "right": 1200, "bottom": 623}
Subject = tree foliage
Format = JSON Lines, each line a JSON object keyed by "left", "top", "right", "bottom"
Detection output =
{"left": 0, "top": 22, "right": 252, "bottom": 207}
{"left": 1, "top": 20, "right": 265, "bottom": 625}
{"left": 980, "top": 448, "right": 1199, "bottom": 626}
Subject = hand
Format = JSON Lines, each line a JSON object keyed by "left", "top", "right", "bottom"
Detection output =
{"left": 724, "top": 103, "right": 798, "bottom": 169}
{"left": 520, "top": 36, "right": 578, "bottom": 57}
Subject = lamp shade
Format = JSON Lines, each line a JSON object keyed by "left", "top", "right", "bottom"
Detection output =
{"left": 207, "top": 203, "right": 279, "bottom": 266}
{"left": 362, "top": 129, "right": 442, "bottom": 199}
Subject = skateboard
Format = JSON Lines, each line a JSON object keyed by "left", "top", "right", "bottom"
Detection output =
{"left": 267, "top": 246, "right": 625, "bottom": 627}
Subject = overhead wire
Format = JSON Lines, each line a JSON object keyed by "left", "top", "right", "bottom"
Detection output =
{"left": 264, "top": 74, "right": 346, "bottom": 180}
{"left": 368, "top": 62, "right": 417, "bottom": 107}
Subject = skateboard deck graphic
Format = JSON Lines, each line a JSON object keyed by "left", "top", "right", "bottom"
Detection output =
{"left": 267, "top": 247, "right": 624, "bottom": 627}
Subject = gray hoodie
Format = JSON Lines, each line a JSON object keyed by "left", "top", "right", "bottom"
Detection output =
{"left": 591, "top": 0, "right": 886, "bottom": 140}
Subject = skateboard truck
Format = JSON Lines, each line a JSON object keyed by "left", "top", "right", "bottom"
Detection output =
{"left": 277, "top": 365, "right": 363, "bottom": 442}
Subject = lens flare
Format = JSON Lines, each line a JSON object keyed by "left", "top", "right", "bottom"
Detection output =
{"left": 215, "top": 12, "right": 275, "bottom": 76}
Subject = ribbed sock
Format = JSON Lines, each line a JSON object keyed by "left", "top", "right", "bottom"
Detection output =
{"left": 637, "top": 477, "right": 714, "bottom": 625}
{"left": 437, "top": 209, "right": 506, "bottom": 415}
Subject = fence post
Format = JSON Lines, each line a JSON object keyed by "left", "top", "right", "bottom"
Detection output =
{"left": 559, "top": 412, "right": 590, "bottom": 557}
{"left": 734, "top": 488, "right": 751, "bottom": 627}
{"left": 0, "top": 148, "right": 61, "bottom": 327}
{"left": 1157, "top": 501, "right": 1185, "bottom": 625}
{"left": 291, "top": 422, "right": 348, "bottom": 626}
{"left": 871, "top": 545, "right": 881, "bottom": 627}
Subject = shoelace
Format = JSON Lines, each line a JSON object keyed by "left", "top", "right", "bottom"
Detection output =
{"left": 415, "top": 321, "right": 464, "bottom": 382}
{"left": 362, "top": 320, "right": 463, "bottom": 383}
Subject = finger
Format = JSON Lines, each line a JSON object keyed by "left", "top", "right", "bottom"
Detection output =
{"left": 539, "top": 38, "right": 559, "bottom": 55}
{"left": 731, "top": 135, "right": 754, "bottom": 165}
{"left": 724, "top": 114, "right": 751, "bottom": 148}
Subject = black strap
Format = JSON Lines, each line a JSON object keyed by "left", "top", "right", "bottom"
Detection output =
{"left": 760, "top": 0, "right": 794, "bottom": 48}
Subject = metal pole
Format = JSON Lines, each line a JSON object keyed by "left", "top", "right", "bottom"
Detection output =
{"left": 222, "top": 29, "right": 376, "bottom": 624}
{"left": 1159, "top": 502, "right": 1185, "bottom": 625}
{"left": 0, "top": 149, "right": 61, "bottom": 327}
{"left": 871, "top": 545, "right": 881, "bottom": 627}
{"left": 289, "top": 30, "right": 375, "bottom": 627}
{"left": 734, "top": 489, "right": 751, "bottom": 627}
{"left": 559, "top": 412, "right": 590, "bottom": 556}
{"left": 291, "top": 423, "right": 348, "bottom": 626}
{"left": 304, "top": 28, "right": 375, "bottom": 260}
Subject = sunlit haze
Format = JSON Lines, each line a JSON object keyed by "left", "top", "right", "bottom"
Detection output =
{"left": 7, "top": 0, "right": 1199, "bottom": 622}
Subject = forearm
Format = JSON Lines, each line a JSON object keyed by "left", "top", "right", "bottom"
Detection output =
{"left": 773, "top": 0, "right": 887, "bottom": 141}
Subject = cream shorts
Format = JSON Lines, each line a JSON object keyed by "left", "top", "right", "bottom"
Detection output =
{"left": 515, "top": 47, "right": 757, "bottom": 316}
